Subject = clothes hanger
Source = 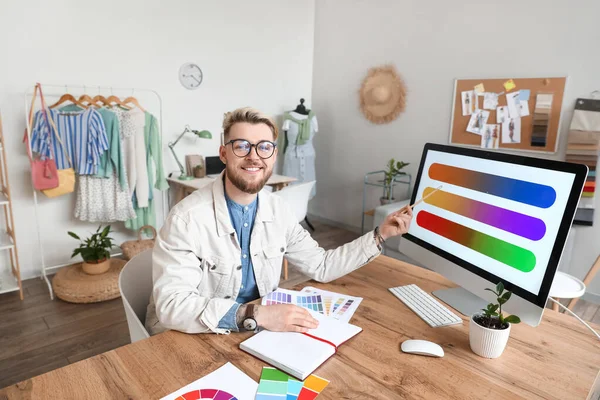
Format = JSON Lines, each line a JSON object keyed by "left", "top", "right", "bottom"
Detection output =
{"left": 293, "top": 98, "right": 309, "bottom": 115}
{"left": 121, "top": 95, "right": 146, "bottom": 112}
{"left": 91, "top": 94, "right": 108, "bottom": 107}
{"left": 78, "top": 94, "right": 95, "bottom": 108}
{"left": 50, "top": 92, "right": 88, "bottom": 109}
{"left": 105, "top": 91, "right": 131, "bottom": 110}
{"left": 90, "top": 86, "right": 108, "bottom": 107}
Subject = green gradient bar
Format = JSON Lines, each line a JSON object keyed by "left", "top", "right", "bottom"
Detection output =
{"left": 417, "top": 211, "right": 536, "bottom": 272}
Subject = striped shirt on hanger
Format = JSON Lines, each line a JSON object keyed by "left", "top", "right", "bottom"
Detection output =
{"left": 31, "top": 108, "right": 109, "bottom": 175}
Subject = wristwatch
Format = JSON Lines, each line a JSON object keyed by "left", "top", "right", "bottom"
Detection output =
{"left": 241, "top": 304, "right": 258, "bottom": 331}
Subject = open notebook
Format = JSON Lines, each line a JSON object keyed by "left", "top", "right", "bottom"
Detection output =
{"left": 239, "top": 311, "right": 362, "bottom": 380}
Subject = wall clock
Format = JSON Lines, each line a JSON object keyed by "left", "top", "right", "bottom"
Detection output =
{"left": 179, "top": 62, "right": 203, "bottom": 90}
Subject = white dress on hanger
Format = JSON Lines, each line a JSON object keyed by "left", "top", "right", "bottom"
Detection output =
{"left": 282, "top": 112, "right": 318, "bottom": 199}
{"left": 111, "top": 107, "right": 149, "bottom": 207}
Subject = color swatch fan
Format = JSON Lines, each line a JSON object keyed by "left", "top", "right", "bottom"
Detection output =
{"left": 263, "top": 288, "right": 326, "bottom": 314}
{"left": 160, "top": 363, "right": 257, "bottom": 400}
{"left": 300, "top": 287, "right": 362, "bottom": 323}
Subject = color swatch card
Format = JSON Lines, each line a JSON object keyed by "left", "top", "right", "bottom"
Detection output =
{"left": 296, "top": 375, "right": 329, "bottom": 400}
{"left": 300, "top": 287, "right": 363, "bottom": 323}
{"left": 262, "top": 289, "right": 326, "bottom": 314}
{"left": 256, "top": 367, "right": 329, "bottom": 400}
{"left": 160, "top": 362, "right": 257, "bottom": 400}
{"left": 256, "top": 367, "right": 289, "bottom": 399}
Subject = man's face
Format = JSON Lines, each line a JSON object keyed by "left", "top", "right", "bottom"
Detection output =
{"left": 219, "top": 122, "right": 277, "bottom": 194}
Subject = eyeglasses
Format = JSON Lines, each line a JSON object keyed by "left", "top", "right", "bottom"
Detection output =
{"left": 224, "top": 139, "right": 277, "bottom": 159}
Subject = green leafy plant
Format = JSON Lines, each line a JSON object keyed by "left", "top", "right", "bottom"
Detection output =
{"left": 383, "top": 158, "right": 409, "bottom": 199}
{"left": 476, "top": 282, "right": 521, "bottom": 329}
{"left": 68, "top": 225, "right": 116, "bottom": 263}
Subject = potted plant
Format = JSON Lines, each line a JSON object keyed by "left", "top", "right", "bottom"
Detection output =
{"left": 193, "top": 164, "right": 205, "bottom": 178}
{"left": 68, "top": 225, "right": 116, "bottom": 275}
{"left": 470, "top": 282, "right": 521, "bottom": 358}
{"left": 381, "top": 158, "right": 409, "bottom": 205}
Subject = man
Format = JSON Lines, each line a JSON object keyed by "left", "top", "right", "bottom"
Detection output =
{"left": 146, "top": 107, "right": 413, "bottom": 335}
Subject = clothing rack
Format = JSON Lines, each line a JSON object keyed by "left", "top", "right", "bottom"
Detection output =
{"left": 23, "top": 84, "right": 166, "bottom": 299}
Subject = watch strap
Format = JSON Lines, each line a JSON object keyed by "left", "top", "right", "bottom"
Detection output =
{"left": 245, "top": 304, "right": 257, "bottom": 320}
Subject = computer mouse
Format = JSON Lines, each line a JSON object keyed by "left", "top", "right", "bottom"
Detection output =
{"left": 401, "top": 339, "right": 444, "bottom": 358}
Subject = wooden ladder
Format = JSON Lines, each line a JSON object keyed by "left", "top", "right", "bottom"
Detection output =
{"left": 0, "top": 111, "right": 23, "bottom": 300}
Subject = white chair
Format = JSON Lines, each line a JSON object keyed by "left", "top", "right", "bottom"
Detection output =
{"left": 272, "top": 180, "right": 316, "bottom": 280}
{"left": 119, "top": 249, "right": 153, "bottom": 343}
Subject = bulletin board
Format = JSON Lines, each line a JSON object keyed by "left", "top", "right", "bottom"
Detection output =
{"left": 449, "top": 77, "right": 567, "bottom": 153}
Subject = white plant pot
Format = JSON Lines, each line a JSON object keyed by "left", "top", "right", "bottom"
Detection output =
{"left": 469, "top": 314, "right": 511, "bottom": 359}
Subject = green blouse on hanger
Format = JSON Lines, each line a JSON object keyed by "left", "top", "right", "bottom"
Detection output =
{"left": 125, "top": 111, "right": 168, "bottom": 231}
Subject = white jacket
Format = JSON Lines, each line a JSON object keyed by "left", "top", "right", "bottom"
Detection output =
{"left": 146, "top": 173, "right": 381, "bottom": 335}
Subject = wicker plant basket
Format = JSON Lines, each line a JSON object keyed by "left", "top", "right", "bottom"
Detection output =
{"left": 121, "top": 225, "right": 157, "bottom": 261}
{"left": 52, "top": 259, "right": 126, "bottom": 303}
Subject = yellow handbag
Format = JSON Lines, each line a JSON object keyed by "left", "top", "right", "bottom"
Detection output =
{"left": 42, "top": 168, "right": 75, "bottom": 198}
{"left": 39, "top": 88, "right": 75, "bottom": 198}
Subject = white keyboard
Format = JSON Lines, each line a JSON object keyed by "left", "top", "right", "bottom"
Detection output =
{"left": 389, "top": 284, "right": 463, "bottom": 328}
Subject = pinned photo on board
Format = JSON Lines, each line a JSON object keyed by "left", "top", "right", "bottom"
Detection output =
{"left": 506, "top": 91, "right": 521, "bottom": 118}
{"left": 467, "top": 109, "right": 490, "bottom": 135}
{"left": 481, "top": 124, "right": 500, "bottom": 149}
{"left": 496, "top": 106, "right": 509, "bottom": 124}
{"left": 483, "top": 93, "right": 499, "bottom": 110}
{"left": 461, "top": 90, "right": 475, "bottom": 116}
{"left": 519, "top": 100, "right": 530, "bottom": 117}
{"left": 502, "top": 117, "right": 521, "bottom": 144}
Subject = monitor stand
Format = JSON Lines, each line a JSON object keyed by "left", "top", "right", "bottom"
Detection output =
{"left": 432, "top": 287, "right": 488, "bottom": 317}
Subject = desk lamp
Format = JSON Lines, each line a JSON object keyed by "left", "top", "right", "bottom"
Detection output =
{"left": 168, "top": 125, "right": 212, "bottom": 180}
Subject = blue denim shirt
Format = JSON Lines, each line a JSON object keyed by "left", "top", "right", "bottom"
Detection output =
{"left": 217, "top": 193, "right": 260, "bottom": 331}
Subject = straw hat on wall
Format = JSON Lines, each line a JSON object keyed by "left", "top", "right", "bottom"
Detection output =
{"left": 359, "top": 65, "right": 407, "bottom": 124}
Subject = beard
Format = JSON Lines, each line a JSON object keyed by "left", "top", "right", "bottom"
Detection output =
{"left": 226, "top": 161, "right": 273, "bottom": 194}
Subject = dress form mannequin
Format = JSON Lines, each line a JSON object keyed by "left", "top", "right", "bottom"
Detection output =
{"left": 282, "top": 98, "right": 317, "bottom": 231}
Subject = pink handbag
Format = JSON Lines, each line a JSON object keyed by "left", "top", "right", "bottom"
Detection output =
{"left": 23, "top": 83, "right": 59, "bottom": 191}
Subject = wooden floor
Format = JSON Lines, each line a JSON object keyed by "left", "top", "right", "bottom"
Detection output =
{"left": 0, "top": 219, "right": 598, "bottom": 389}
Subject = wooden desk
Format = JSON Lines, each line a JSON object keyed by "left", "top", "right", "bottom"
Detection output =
{"left": 168, "top": 174, "right": 297, "bottom": 205}
{"left": 2, "top": 256, "right": 599, "bottom": 399}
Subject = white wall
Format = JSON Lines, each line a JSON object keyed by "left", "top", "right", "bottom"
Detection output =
{"left": 0, "top": 0, "right": 315, "bottom": 280}
{"left": 311, "top": 1, "right": 600, "bottom": 294}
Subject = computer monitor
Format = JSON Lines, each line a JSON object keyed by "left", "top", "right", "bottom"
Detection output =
{"left": 205, "top": 156, "right": 226, "bottom": 177}
{"left": 399, "top": 143, "right": 588, "bottom": 326}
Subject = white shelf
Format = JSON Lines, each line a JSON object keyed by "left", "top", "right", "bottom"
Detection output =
{"left": 0, "top": 269, "right": 19, "bottom": 295}
{"left": 0, "top": 192, "right": 8, "bottom": 205}
{"left": 0, "top": 231, "right": 14, "bottom": 251}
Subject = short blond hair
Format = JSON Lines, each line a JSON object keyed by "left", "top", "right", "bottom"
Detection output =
{"left": 222, "top": 107, "right": 278, "bottom": 142}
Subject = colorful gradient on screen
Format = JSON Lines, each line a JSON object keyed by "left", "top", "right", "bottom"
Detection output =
{"left": 417, "top": 211, "right": 536, "bottom": 272}
{"left": 428, "top": 163, "right": 557, "bottom": 208}
{"left": 415, "top": 162, "right": 559, "bottom": 273}
{"left": 422, "top": 187, "right": 546, "bottom": 241}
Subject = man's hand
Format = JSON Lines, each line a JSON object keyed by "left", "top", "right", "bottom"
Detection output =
{"left": 379, "top": 205, "right": 413, "bottom": 241}
{"left": 255, "top": 304, "right": 319, "bottom": 332}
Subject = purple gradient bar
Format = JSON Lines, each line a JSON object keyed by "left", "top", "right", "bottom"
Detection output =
{"left": 423, "top": 187, "right": 547, "bottom": 241}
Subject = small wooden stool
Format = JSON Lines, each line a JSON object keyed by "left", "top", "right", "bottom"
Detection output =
{"left": 52, "top": 258, "right": 127, "bottom": 303}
